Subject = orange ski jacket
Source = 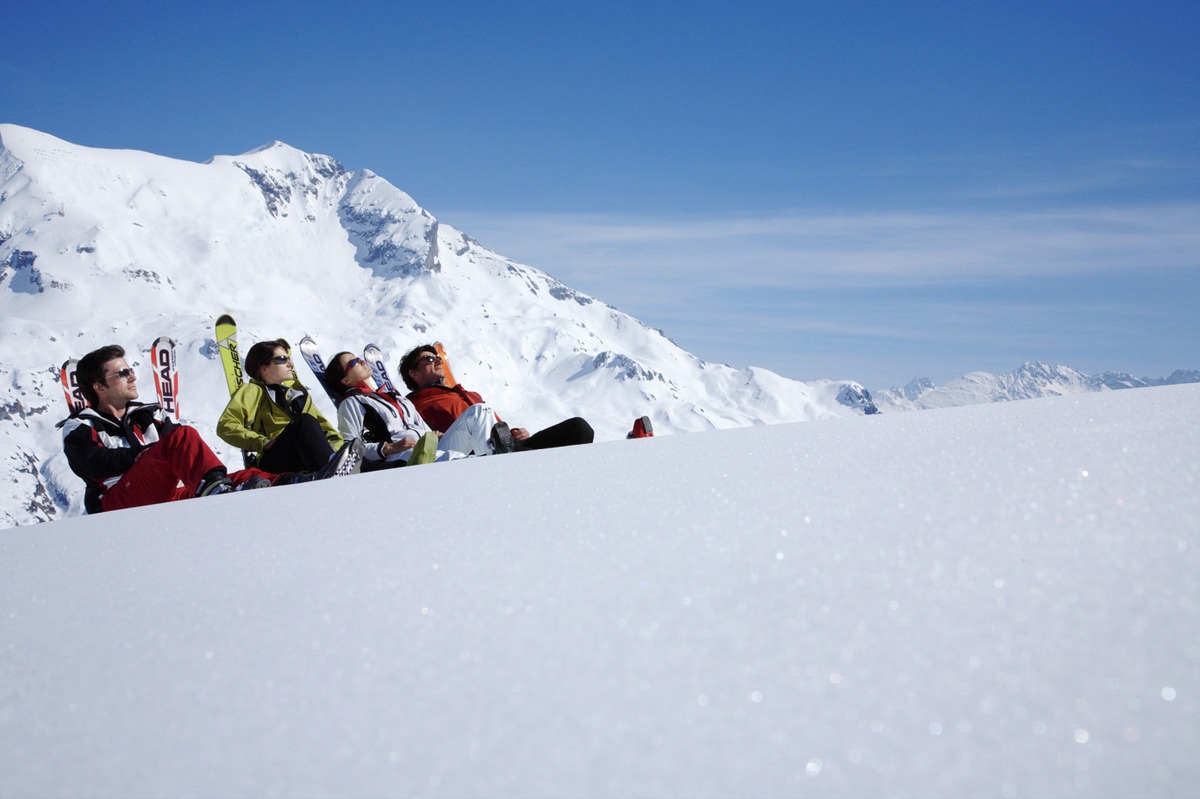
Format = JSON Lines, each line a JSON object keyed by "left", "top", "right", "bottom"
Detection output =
{"left": 407, "top": 383, "right": 496, "bottom": 433}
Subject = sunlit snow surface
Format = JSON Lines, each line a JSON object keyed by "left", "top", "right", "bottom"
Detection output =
{"left": 2, "top": 385, "right": 1198, "bottom": 798}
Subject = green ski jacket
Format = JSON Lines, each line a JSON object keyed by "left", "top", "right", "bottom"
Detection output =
{"left": 217, "top": 379, "right": 342, "bottom": 456}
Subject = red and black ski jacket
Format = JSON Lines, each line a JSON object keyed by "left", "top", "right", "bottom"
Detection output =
{"left": 60, "top": 401, "right": 173, "bottom": 514}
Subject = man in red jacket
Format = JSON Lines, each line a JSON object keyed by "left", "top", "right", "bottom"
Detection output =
{"left": 400, "top": 344, "right": 594, "bottom": 453}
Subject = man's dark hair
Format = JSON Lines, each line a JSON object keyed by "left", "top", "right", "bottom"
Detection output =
{"left": 399, "top": 344, "right": 437, "bottom": 391}
{"left": 322, "top": 351, "right": 356, "bottom": 398}
{"left": 76, "top": 344, "right": 126, "bottom": 407}
{"left": 244, "top": 339, "right": 290, "bottom": 383}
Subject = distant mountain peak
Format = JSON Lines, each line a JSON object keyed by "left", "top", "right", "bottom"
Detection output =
{"left": 875, "top": 362, "right": 1199, "bottom": 412}
{"left": 836, "top": 382, "right": 879, "bottom": 415}
{"left": 241, "top": 140, "right": 290, "bottom": 155}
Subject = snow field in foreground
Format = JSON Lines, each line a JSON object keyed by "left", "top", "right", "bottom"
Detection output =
{"left": 1, "top": 384, "right": 1197, "bottom": 797}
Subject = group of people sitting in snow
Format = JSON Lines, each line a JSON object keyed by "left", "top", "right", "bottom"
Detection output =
{"left": 62, "top": 338, "right": 651, "bottom": 515}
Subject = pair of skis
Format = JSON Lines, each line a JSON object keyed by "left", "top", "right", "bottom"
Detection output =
{"left": 58, "top": 337, "right": 180, "bottom": 418}
{"left": 299, "top": 337, "right": 413, "bottom": 404}
{"left": 217, "top": 312, "right": 424, "bottom": 401}
{"left": 298, "top": 337, "right": 457, "bottom": 403}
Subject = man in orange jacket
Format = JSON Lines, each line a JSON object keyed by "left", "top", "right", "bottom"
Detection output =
{"left": 400, "top": 344, "right": 594, "bottom": 453}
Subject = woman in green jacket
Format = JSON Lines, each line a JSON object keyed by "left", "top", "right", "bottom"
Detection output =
{"left": 217, "top": 339, "right": 343, "bottom": 473}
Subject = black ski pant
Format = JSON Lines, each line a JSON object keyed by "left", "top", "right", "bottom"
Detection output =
{"left": 516, "top": 417, "right": 594, "bottom": 451}
{"left": 258, "top": 414, "right": 335, "bottom": 473}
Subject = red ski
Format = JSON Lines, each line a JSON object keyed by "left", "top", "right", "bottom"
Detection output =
{"left": 59, "top": 358, "right": 86, "bottom": 413}
{"left": 151, "top": 336, "right": 180, "bottom": 420}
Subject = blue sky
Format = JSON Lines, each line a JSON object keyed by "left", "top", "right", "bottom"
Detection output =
{"left": 4, "top": 1, "right": 1198, "bottom": 387}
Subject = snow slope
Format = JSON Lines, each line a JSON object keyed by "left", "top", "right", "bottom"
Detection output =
{"left": 2, "top": 384, "right": 1196, "bottom": 798}
{"left": 0, "top": 123, "right": 872, "bottom": 528}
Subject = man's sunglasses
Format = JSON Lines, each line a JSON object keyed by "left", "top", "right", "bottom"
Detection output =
{"left": 418, "top": 354, "right": 443, "bottom": 365}
{"left": 270, "top": 355, "right": 293, "bottom": 365}
{"left": 104, "top": 368, "right": 136, "bottom": 382}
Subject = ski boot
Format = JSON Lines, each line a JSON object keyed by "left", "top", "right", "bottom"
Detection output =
{"left": 489, "top": 421, "right": 515, "bottom": 454}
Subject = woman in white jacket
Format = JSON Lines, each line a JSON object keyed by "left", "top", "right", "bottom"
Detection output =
{"left": 323, "top": 351, "right": 466, "bottom": 470}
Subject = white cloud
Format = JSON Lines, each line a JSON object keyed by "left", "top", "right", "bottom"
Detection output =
{"left": 447, "top": 202, "right": 1200, "bottom": 297}
{"left": 438, "top": 202, "right": 1199, "bottom": 387}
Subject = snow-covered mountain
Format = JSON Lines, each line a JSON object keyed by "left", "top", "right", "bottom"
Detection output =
{"left": 0, "top": 124, "right": 874, "bottom": 528}
{"left": 874, "top": 361, "right": 1200, "bottom": 412}
{"left": 1092, "top": 368, "right": 1200, "bottom": 390}
{"left": 3, "top": 384, "right": 1197, "bottom": 797}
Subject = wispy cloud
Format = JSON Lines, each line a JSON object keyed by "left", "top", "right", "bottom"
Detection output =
{"left": 442, "top": 201, "right": 1199, "bottom": 386}
{"left": 449, "top": 202, "right": 1200, "bottom": 293}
